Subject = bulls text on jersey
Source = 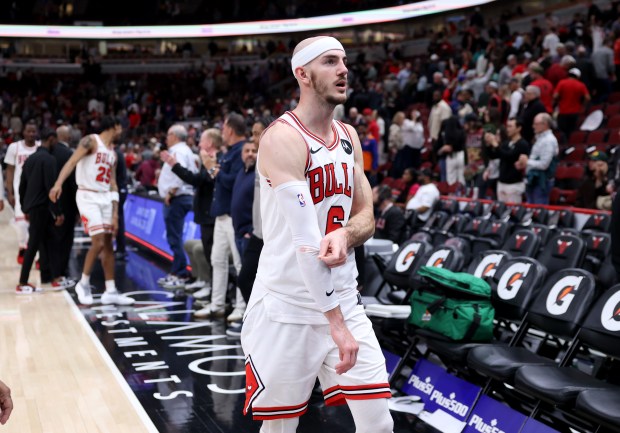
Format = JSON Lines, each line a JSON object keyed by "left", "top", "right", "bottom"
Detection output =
{"left": 307, "top": 162, "right": 352, "bottom": 204}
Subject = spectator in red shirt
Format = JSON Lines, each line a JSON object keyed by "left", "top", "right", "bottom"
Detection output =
{"left": 546, "top": 55, "right": 575, "bottom": 88}
{"left": 363, "top": 108, "right": 380, "bottom": 142}
{"left": 554, "top": 68, "right": 591, "bottom": 140}
{"left": 135, "top": 150, "right": 161, "bottom": 191}
{"left": 512, "top": 52, "right": 533, "bottom": 76}
{"left": 529, "top": 63, "right": 554, "bottom": 113}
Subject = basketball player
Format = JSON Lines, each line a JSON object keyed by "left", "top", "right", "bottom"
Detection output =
{"left": 49, "top": 116, "right": 134, "bottom": 306}
{"left": 241, "top": 36, "right": 393, "bottom": 433}
{"left": 4, "top": 122, "right": 40, "bottom": 264}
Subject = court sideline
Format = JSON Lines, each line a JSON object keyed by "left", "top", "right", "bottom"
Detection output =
{"left": 0, "top": 206, "right": 150, "bottom": 433}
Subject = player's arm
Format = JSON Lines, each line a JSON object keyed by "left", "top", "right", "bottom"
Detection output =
{"left": 260, "top": 124, "right": 358, "bottom": 374}
{"left": 110, "top": 159, "right": 119, "bottom": 236}
{"left": 319, "top": 124, "right": 374, "bottom": 269}
{"left": 4, "top": 143, "right": 16, "bottom": 207}
{"left": 49, "top": 135, "right": 94, "bottom": 202}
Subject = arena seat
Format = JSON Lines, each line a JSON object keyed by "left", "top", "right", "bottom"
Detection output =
{"left": 554, "top": 209, "right": 576, "bottom": 228}
{"left": 422, "top": 257, "right": 547, "bottom": 367}
{"left": 575, "top": 388, "right": 620, "bottom": 431}
{"left": 438, "top": 198, "right": 459, "bottom": 214}
{"left": 467, "top": 250, "right": 512, "bottom": 279}
{"left": 462, "top": 200, "right": 484, "bottom": 217}
{"left": 550, "top": 187, "right": 578, "bottom": 206}
{"left": 531, "top": 207, "right": 549, "bottom": 225}
{"left": 586, "top": 129, "right": 608, "bottom": 144}
{"left": 458, "top": 216, "right": 489, "bottom": 242}
{"left": 507, "top": 204, "right": 527, "bottom": 223}
{"left": 471, "top": 220, "right": 511, "bottom": 257}
{"left": 488, "top": 201, "right": 508, "bottom": 220}
{"left": 536, "top": 234, "right": 586, "bottom": 276}
{"left": 502, "top": 229, "right": 540, "bottom": 258}
{"left": 568, "top": 130, "right": 588, "bottom": 145}
{"left": 529, "top": 223, "right": 551, "bottom": 248}
{"left": 583, "top": 232, "right": 611, "bottom": 275}
{"left": 581, "top": 213, "right": 611, "bottom": 234}
{"left": 514, "top": 284, "right": 620, "bottom": 408}
{"left": 419, "top": 210, "right": 450, "bottom": 236}
{"left": 467, "top": 268, "right": 596, "bottom": 384}
{"left": 432, "top": 213, "right": 471, "bottom": 246}
{"left": 562, "top": 145, "right": 587, "bottom": 162}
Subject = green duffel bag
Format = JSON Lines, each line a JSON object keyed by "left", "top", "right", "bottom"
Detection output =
{"left": 408, "top": 266, "right": 494, "bottom": 342}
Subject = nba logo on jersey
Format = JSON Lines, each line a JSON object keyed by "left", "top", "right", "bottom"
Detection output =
{"left": 297, "top": 193, "right": 306, "bottom": 207}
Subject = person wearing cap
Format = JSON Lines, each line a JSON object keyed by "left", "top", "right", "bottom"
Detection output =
{"left": 405, "top": 168, "right": 440, "bottom": 224}
{"left": 554, "top": 68, "right": 591, "bottom": 140}
{"left": 528, "top": 62, "right": 554, "bottom": 113}
{"left": 576, "top": 150, "right": 609, "bottom": 209}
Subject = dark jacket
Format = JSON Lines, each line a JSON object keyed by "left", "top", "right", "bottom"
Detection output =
{"left": 115, "top": 147, "right": 128, "bottom": 194}
{"left": 210, "top": 140, "right": 245, "bottom": 217}
{"left": 488, "top": 138, "right": 530, "bottom": 184}
{"left": 434, "top": 116, "right": 465, "bottom": 157}
{"left": 19, "top": 147, "right": 59, "bottom": 215}
{"left": 375, "top": 205, "right": 405, "bottom": 244}
{"left": 519, "top": 98, "right": 546, "bottom": 144}
{"left": 51, "top": 142, "right": 77, "bottom": 215}
{"left": 171, "top": 163, "right": 215, "bottom": 225}
{"left": 231, "top": 164, "right": 255, "bottom": 237}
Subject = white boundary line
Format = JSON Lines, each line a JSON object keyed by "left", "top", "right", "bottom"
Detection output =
{"left": 63, "top": 291, "right": 159, "bottom": 433}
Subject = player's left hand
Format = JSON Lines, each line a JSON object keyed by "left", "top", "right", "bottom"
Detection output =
{"left": 55, "top": 214, "right": 65, "bottom": 227}
{"left": 319, "top": 228, "right": 348, "bottom": 268}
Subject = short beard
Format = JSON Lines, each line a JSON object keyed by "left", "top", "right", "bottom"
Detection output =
{"left": 310, "top": 72, "right": 347, "bottom": 107}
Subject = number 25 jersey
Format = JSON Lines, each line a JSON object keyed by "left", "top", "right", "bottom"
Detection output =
{"left": 75, "top": 134, "right": 116, "bottom": 192}
{"left": 255, "top": 111, "right": 359, "bottom": 316}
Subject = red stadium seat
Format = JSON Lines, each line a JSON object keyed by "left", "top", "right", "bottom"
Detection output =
{"left": 550, "top": 187, "right": 578, "bottom": 206}
{"left": 608, "top": 93, "right": 620, "bottom": 104}
{"left": 605, "top": 104, "right": 620, "bottom": 117}
{"left": 587, "top": 129, "right": 608, "bottom": 144}
{"left": 562, "top": 144, "right": 587, "bottom": 162}
{"left": 568, "top": 130, "right": 588, "bottom": 145}
{"left": 608, "top": 115, "right": 620, "bottom": 128}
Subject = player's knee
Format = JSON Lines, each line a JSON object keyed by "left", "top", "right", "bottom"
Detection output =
{"left": 260, "top": 417, "right": 300, "bottom": 433}
{"left": 358, "top": 412, "right": 393, "bottom": 433}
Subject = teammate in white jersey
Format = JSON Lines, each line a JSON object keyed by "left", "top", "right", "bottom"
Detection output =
{"left": 241, "top": 36, "right": 393, "bottom": 433}
{"left": 49, "top": 116, "right": 134, "bottom": 306}
{"left": 3, "top": 122, "right": 40, "bottom": 263}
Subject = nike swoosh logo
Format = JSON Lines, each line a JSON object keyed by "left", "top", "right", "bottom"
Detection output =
{"left": 310, "top": 147, "right": 323, "bottom": 154}
{"left": 326, "top": 289, "right": 334, "bottom": 296}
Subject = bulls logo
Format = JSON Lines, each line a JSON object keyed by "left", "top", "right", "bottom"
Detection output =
{"left": 341, "top": 139, "right": 353, "bottom": 155}
{"left": 546, "top": 275, "right": 584, "bottom": 315}
{"left": 472, "top": 220, "right": 481, "bottom": 230}
{"left": 426, "top": 249, "right": 450, "bottom": 268}
{"left": 594, "top": 215, "right": 605, "bottom": 226}
{"left": 491, "top": 223, "right": 501, "bottom": 233}
{"left": 473, "top": 253, "right": 505, "bottom": 278}
{"left": 532, "top": 227, "right": 541, "bottom": 235}
{"left": 556, "top": 240, "right": 573, "bottom": 255}
{"left": 601, "top": 291, "right": 620, "bottom": 332}
{"left": 515, "top": 235, "right": 528, "bottom": 250}
{"left": 592, "top": 236, "right": 604, "bottom": 250}
{"left": 394, "top": 242, "right": 421, "bottom": 273}
{"left": 533, "top": 209, "right": 540, "bottom": 217}
{"left": 497, "top": 262, "right": 531, "bottom": 300}
{"left": 243, "top": 355, "right": 265, "bottom": 416}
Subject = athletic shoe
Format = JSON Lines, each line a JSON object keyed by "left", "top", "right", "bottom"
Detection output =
{"left": 226, "top": 322, "right": 243, "bottom": 338}
{"left": 52, "top": 277, "right": 77, "bottom": 290}
{"left": 163, "top": 277, "right": 187, "bottom": 290}
{"left": 17, "top": 248, "right": 26, "bottom": 265}
{"left": 227, "top": 307, "right": 245, "bottom": 323}
{"left": 192, "top": 286, "right": 211, "bottom": 299}
{"left": 75, "top": 281, "right": 94, "bottom": 305}
{"left": 101, "top": 291, "right": 135, "bottom": 306}
{"left": 194, "top": 307, "right": 226, "bottom": 319}
{"left": 157, "top": 274, "right": 176, "bottom": 285}
{"left": 185, "top": 279, "right": 206, "bottom": 290}
{"left": 16, "top": 283, "right": 42, "bottom": 295}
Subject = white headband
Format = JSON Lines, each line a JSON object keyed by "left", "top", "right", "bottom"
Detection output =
{"left": 291, "top": 37, "right": 345, "bottom": 74}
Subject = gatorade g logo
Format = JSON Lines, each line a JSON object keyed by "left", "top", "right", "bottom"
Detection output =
{"left": 394, "top": 243, "right": 421, "bottom": 273}
{"left": 497, "top": 262, "right": 531, "bottom": 300}
{"left": 341, "top": 139, "right": 353, "bottom": 155}
{"left": 515, "top": 235, "right": 528, "bottom": 249}
{"left": 426, "top": 249, "right": 450, "bottom": 268}
{"left": 592, "top": 236, "right": 604, "bottom": 250}
{"left": 600, "top": 291, "right": 620, "bottom": 332}
{"left": 546, "top": 275, "right": 584, "bottom": 315}
{"left": 557, "top": 240, "right": 573, "bottom": 255}
{"left": 473, "top": 253, "right": 505, "bottom": 278}
{"left": 594, "top": 215, "right": 604, "bottom": 226}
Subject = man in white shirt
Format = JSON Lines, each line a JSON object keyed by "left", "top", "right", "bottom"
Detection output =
{"left": 508, "top": 78, "right": 523, "bottom": 119}
{"left": 158, "top": 124, "right": 199, "bottom": 283}
{"left": 406, "top": 168, "right": 440, "bottom": 223}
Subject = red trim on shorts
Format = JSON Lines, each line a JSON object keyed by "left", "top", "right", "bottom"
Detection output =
{"left": 323, "top": 383, "right": 391, "bottom": 406}
{"left": 14, "top": 216, "right": 27, "bottom": 222}
{"left": 251, "top": 401, "right": 309, "bottom": 421}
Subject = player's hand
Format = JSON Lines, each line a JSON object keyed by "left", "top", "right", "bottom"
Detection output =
{"left": 319, "top": 228, "right": 348, "bottom": 268}
{"left": 112, "top": 215, "right": 119, "bottom": 237}
{"left": 330, "top": 322, "right": 359, "bottom": 375}
{"left": 0, "top": 379, "right": 13, "bottom": 425}
{"left": 7, "top": 193, "right": 15, "bottom": 208}
{"left": 49, "top": 185, "right": 62, "bottom": 203}
{"left": 55, "top": 214, "right": 65, "bottom": 227}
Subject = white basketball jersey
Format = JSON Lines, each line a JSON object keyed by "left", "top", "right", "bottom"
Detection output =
{"left": 3, "top": 140, "right": 40, "bottom": 191}
{"left": 255, "top": 111, "right": 358, "bottom": 316}
{"left": 76, "top": 134, "right": 116, "bottom": 192}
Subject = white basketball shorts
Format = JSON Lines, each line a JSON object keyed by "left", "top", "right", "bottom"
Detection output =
{"left": 240, "top": 295, "right": 391, "bottom": 421}
{"left": 76, "top": 189, "right": 113, "bottom": 236}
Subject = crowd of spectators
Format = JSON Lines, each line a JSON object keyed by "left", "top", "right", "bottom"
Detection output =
{"left": 3, "top": 2, "right": 620, "bottom": 255}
